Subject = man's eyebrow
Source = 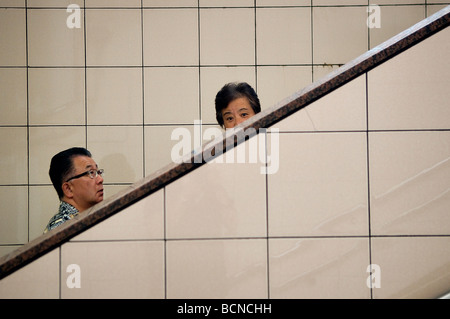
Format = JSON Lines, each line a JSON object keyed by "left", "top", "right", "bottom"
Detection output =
{"left": 222, "top": 111, "right": 233, "bottom": 116}
{"left": 85, "top": 164, "right": 98, "bottom": 169}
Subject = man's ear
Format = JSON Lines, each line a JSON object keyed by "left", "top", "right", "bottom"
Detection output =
{"left": 62, "top": 182, "right": 74, "bottom": 199}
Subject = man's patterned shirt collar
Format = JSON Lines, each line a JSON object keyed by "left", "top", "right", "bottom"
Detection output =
{"left": 44, "top": 201, "right": 79, "bottom": 233}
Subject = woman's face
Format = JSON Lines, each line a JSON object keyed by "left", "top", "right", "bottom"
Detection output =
{"left": 221, "top": 97, "right": 256, "bottom": 129}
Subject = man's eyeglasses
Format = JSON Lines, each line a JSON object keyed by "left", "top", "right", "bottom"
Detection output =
{"left": 66, "top": 169, "right": 104, "bottom": 183}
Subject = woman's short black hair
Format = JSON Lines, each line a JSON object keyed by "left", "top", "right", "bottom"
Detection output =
{"left": 49, "top": 147, "right": 92, "bottom": 199}
{"left": 215, "top": 82, "right": 261, "bottom": 127}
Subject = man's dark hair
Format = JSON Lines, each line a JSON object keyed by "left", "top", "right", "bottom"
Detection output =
{"left": 215, "top": 82, "right": 261, "bottom": 127}
{"left": 49, "top": 147, "right": 92, "bottom": 199}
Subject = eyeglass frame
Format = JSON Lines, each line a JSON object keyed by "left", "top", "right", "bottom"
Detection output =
{"left": 65, "top": 168, "right": 104, "bottom": 183}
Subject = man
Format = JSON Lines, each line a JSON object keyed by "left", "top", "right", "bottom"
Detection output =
{"left": 44, "top": 147, "right": 104, "bottom": 233}
{"left": 215, "top": 82, "right": 261, "bottom": 129}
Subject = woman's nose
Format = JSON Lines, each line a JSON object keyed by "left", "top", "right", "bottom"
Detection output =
{"left": 235, "top": 117, "right": 245, "bottom": 126}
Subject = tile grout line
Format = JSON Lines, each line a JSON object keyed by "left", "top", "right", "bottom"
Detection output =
{"left": 366, "top": 0, "right": 374, "bottom": 300}
{"left": 365, "top": 73, "right": 374, "bottom": 299}
{"left": 198, "top": 0, "right": 202, "bottom": 124}
{"left": 84, "top": 0, "right": 88, "bottom": 148}
{"left": 25, "top": 0, "right": 30, "bottom": 245}
{"left": 141, "top": 0, "right": 146, "bottom": 179}
{"left": 311, "top": 0, "right": 314, "bottom": 82}
{"left": 163, "top": 186, "right": 168, "bottom": 299}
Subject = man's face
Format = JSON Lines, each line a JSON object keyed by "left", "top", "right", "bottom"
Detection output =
{"left": 66, "top": 155, "right": 104, "bottom": 212}
{"left": 221, "top": 97, "right": 256, "bottom": 129}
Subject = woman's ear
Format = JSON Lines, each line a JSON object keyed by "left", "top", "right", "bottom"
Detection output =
{"left": 62, "top": 182, "right": 74, "bottom": 199}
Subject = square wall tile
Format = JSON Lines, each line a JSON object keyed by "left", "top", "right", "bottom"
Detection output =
{"left": 0, "top": 8, "right": 26, "bottom": 66}
{"left": 144, "top": 67, "right": 199, "bottom": 124}
{"left": 369, "top": 5, "right": 425, "bottom": 49}
{"left": 200, "top": 0, "right": 254, "bottom": 6}
{"left": 370, "top": 0, "right": 425, "bottom": 4}
{"left": 88, "top": 126, "right": 143, "bottom": 183}
{"left": 29, "top": 68, "right": 85, "bottom": 125}
{"left": 29, "top": 185, "right": 60, "bottom": 240}
{"left": 313, "top": 6, "right": 368, "bottom": 65}
{"left": 166, "top": 239, "right": 268, "bottom": 298}
{"left": 0, "top": 127, "right": 28, "bottom": 184}
{"left": 371, "top": 237, "right": 450, "bottom": 298}
{"left": 143, "top": 0, "right": 197, "bottom": 7}
{"left": 275, "top": 75, "right": 366, "bottom": 132}
{"left": 200, "top": 66, "right": 256, "bottom": 124}
{"left": 166, "top": 135, "right": 267, "bottom": 239}
{"left": 143, "top": 8, "right": 198, "bottom": 66}
{"left": 368, "top": 27, "right": 450, "bottom": 130}
{"left": 87, "top": 126, "right": 143, "bottom": 184}
{"left": 28, "top": 0, "right": 83, "bottom": 6}
{"left": 256, "top": 7, "right": 311, "bottom": 65}
{"left": 0, "top": 68, "right": 27, "bottom": 125}
{"left": 61, "top": 241, "right": 165, "bottom": 298}
{"left": 28, "top": 9, "right": 84, "bottom": 66}
{"left": 269, "top": 238, "right": 370, "bottom": 299}
{"left": 268, "top": 132, "right": 369, "bottom": 237}
{"left": 29, "top": 126, "right": 86, "bottom": 184}
{"left": 85, "top": 0, "right": 141, "bottom": 7}
{"left": 145, "top": 125, "right": 195, "bottom": 176}
{"left": 86, "top": 9, "right": 141, "bottom": 66}
{"left": 73, "top": 188, "right": 164, "bottom": 241}
{"left": 369, "top": 131, "right": 450, "bottom": 236}
{"left": 0, "top": 248, "right": 59, "bottom": 299}
{"left": 257, "top": 0, "right": 310, "bottom": 6}
{"left": 0, "top": 0, "right": 25, "bottom": 7}
{"left": 315, "top": 0, "right": 368, "bottom": 4}
{"left": 0, "top": 186, "right": 28, "bottom": 244}
{"left": 257, "top": 66, "right": 312, "bottom": 111}
{"left": 200, "top": 8, "right": 255, "bottom": 65}
{"left": 87, "top": 68, "right": 143, "bottom": 125}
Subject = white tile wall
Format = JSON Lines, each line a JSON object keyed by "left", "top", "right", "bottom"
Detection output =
{"left": 368, "top": 26, "right": 450, "bottom": 130}
{"left": 61, "top": 241, "right": 165, "bottom": 298}
{"left": 268, "top": 132, "right": 369, "bottom": 237}
{"left": 27, "top": 9, "right": 85, "bottom": 66}
{"left": 269, "top": 237, "right": 370, "bottom": 299}
{"left": 256, "top": 7, "right": 311, "bottom": 65}
{"left": 200, "top": 8, "right": 255, "bottom": 65}
{"left": 166, "top": 239, "right": 267, "bottom": 299}
{"left": 0, "top": 1, "right": 449, "bottom": 299}
{"left": 28, "top": 68, "right": 85, "bottom": 125}
{"left": 166, "top": 139, "right": 267, "bottom": 239}
{"left": 369, "top": 131, "right": 450, "bottom": 236}
{"left": 313, "top": 6, "right": 368, "bottom": 65}
{"left": 86, "top": 9, "right": 142, "bottom": 66}
{"left": 276, "top": 75, "right": 367, "bottom": 131}
{"left": 0, "top": 248, "right": 59, "bottom": 299}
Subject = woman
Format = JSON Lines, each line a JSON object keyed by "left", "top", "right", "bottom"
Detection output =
{"left": 215, "top": 82, "right": 261, "bottom": 129}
